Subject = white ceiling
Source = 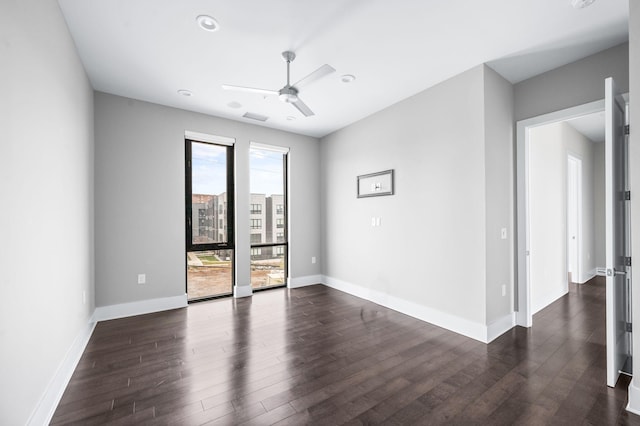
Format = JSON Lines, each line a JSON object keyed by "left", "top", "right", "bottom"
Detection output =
{"left": 57, "top": 0, "right": 628, "bottom": 138}
{"left": 567, "top": 111, "right": 606, "bottom": 142}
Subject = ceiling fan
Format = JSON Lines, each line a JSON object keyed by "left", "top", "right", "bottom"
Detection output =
{"left": 222, "top": 51, "right": 335, "bottom": 117}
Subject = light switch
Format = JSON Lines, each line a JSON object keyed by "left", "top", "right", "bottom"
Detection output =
{"left": 501, "top": 228, "right": 507, "bottom": 239}
{"left": 371, "top": 217, "right": 376, "bottom": 226}
{"left": 376, "top": 217, "right": 381, "bottom": 226}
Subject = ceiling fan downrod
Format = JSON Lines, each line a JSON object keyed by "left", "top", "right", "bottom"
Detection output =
{"left": 279, "top": 51, "right": 298, "bottom": 103}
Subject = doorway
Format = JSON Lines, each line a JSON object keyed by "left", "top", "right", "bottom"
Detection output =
{"left": 516, "top": 79, "right": 631, "bottom": 387}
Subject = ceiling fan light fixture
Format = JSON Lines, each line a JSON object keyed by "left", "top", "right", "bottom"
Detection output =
{"left": 177, "top": 89, "right": 193, "bottom": 97}
{"left": 278, "top": 87, "right": 298, "bottom": 103}
{"left": 570, "top": 0, "right": 596, "bottom": 9}
{"left": 279, "top": 93, "right": 298, "bottom": 103}
{"left": 196, "top": 15, "right": 219, "bottom": 32}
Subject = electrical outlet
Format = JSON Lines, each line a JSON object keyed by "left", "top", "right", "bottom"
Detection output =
{"left": 311, "top": 256, "right": 316, "bottom": 264}
{"left": 138, "top": 274, "right": 146, "bottom": 284}
{"left": 502, "top": 284, "right": 506, "bottom": 297}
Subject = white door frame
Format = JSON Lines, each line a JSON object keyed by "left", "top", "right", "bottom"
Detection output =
{"left": 516, "top": 99, "right": 604, "bottom": 327}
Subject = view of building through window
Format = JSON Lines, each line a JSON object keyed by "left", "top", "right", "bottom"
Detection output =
{"left": 186, "top": 141, "right": 287, "bottom": 298}
{"left": 250, "top": 146, "right": 287, "bottom": 289}
{"left": 186, "top": 141, "right": 233, "bottom": 299}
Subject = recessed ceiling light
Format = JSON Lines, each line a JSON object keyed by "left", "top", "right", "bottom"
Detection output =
{"left": 196, "top": 15, "right": 219, "bottom": 32}
{"left": 341, "top": 74, "right": 356, "bottom": 83}
{"left": 286, "top": 116, "right": 296, "bottom": 121}
{"left": 570, "top": 0, "right": 596, "bottom": 9}
{"left": 177, "top": 89, "right": 193, "bottom": 97}
{"left": 227, "top": 101, "right": 242, "bottom": 109}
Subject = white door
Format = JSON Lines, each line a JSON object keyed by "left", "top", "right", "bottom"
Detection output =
{"left": 605, "top": 77, "right": 631, "bottom": 387}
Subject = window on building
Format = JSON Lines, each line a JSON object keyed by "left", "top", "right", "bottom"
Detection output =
{"left": 250, "top": 234, "right": 262, "bottom": 244}
{"left": 276, "top": 218, "right": 284, "bottom": 228}
{"left": 276, "top": 204, "right": 284, "bottom": 214}
{"left": 251, "top": 219, "right": 262, "bottom": 229}
{"left": 250, "top": 204, "right": 262, "bottom": 214}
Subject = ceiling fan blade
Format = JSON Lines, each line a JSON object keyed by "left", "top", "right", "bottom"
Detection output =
{"left": 291, "top": 98, "right": 315, "bottom": 117}
{"left": 293, "top": 64, "right": 335, "bottom": 89}
{"left": 221, "top": 84, "right": 278, "bottom": 96}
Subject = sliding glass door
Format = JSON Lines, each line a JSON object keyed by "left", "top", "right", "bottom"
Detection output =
{"left": 249, "top": 144, "right": 288, "bottom": 290}
{"left": 185, "top": 139, "right": 235, "bottom": 300}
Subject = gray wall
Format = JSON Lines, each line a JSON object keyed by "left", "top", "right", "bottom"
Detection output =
{"left": 321, "top": 65, "right": 513, "bottom": 329}
{"left": 593, "top": 142, "right": 605, "bottom": 268}
{"left": 0, "top": 0, "right": 95, "bottom": 424}
{"left": 483, "top": 66, "right": 514, "bottom": 324}
{"left": 514, "top": 43, "right": 629, "bottom": 121}
{"left": 94, "top": 93, "right": 321, "bottom": 306}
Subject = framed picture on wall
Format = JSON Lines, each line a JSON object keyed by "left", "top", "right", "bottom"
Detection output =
{"left": 357, "top": 169, "right": 394, "bottom": 198}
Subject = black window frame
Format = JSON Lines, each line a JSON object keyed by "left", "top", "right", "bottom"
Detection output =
{"left": 185, "top": 139, "right": 235, "bottom": 253}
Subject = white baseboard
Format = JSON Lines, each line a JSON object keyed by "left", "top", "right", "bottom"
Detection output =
{"left": 581, "top": 269, "right": 598, "bottom": 284}
{"left": 628, "top": 379, "right": 640, "bottom": 415}
{"left": 27, "top": 319, "right": 96, "bottom": 426}
{"left": 321, "top": 275, "right": 511, "bottom": 343}
{"left": 532, "top": 287, "right": 567, "bottom": 315}
{"left": 93, "top": 294, "right": 187, "bottom": 322}
{"left": 486, "top": 313, "right": 517, "bottom": 342}
{"left": 234, "top": 285, "right": 252, "bottom": 298}
{"left": 289, "top": 275, "right": 322, "bottom": 289}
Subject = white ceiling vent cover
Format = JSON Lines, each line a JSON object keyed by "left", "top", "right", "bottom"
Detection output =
{"left": 243, "top": 112, "right": 269, "bottom": 122}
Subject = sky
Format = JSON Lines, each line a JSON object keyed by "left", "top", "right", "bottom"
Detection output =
{"left": 191, "top": 143, "right": 284, "bottom": 196}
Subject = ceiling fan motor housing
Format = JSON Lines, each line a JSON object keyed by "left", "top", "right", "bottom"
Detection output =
{"left": 279, "top": 86, "right": 298, "bottom": 103}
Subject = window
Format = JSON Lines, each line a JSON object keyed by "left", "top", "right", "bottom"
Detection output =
{"left": 250, "top": 204, "right": 262, "bottom": 214}
{"left": 185, "top": 138, "right": 235, "bottom": 300}
{"left": 249, "top": 144, "right": 288, "bottom": 290}
{"left": 251, "top": 219, "right": 262, "bottom": 229}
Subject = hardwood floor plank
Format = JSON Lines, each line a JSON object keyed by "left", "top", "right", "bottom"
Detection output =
{"left": 52, "top": 281, "right": 639, "bottom": 425}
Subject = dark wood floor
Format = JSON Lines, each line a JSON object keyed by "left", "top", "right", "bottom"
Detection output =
{"left": 52, "top": 278, "right": 640, "bottom": 425}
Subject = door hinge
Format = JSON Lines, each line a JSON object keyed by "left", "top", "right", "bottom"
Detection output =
{"left": 626, "top": 322, "right": 633, "bottom": 333}
{"left": 625, "top": 125, "right": 630, "bottom": 135}
{"left": 625, "top": 257, "right": 632, "bottom": 267}
{"left": 625, "top": 191, "right": 631, "bottom": 201}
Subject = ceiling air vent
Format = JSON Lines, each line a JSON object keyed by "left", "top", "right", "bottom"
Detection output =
{"left": 242, "top": 112, "right": 269, "bottom": 122}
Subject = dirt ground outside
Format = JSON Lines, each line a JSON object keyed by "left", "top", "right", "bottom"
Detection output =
{"left": 187, "top": 253, "right": 285, "bottom": 299}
